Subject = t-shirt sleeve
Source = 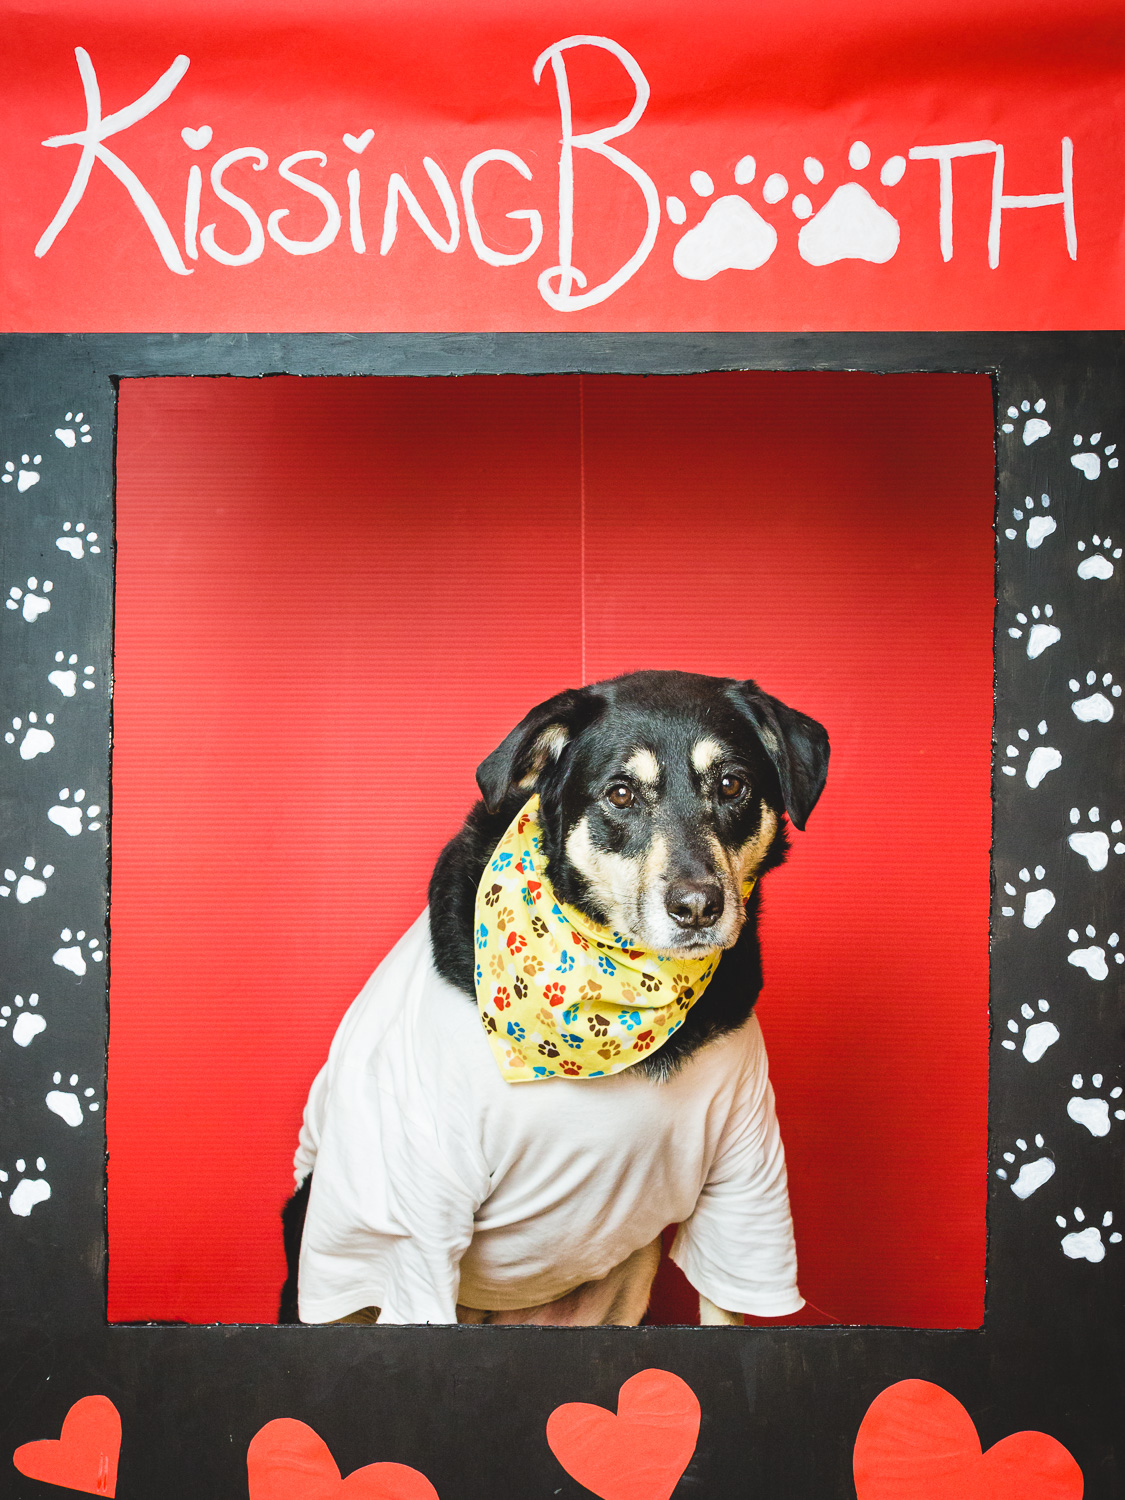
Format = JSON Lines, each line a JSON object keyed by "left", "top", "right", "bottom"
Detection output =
{"left": 296, "top": 916, "right": 492, "bottom": 1325}
{"left": 669, "top": 1017, "right": 804, "bottom": 1317}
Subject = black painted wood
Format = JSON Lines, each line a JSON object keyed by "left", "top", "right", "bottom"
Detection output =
{"left": 1, "top": 332, "right": 1121, "bottom": 1499}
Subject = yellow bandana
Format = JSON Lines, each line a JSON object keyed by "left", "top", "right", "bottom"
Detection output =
{"left": 473, "top": 796, "right": 751, "bottom": 1083}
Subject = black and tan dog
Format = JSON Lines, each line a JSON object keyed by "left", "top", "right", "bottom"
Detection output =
{"left": 281, "top": 669, "right": 828, "bottom": 1326}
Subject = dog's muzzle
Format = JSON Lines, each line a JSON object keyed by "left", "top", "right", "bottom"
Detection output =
{"left": 664, "top": 878, "right": 725, "bottom": 931}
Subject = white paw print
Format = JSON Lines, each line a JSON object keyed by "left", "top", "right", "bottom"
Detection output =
{"left": 1000, "top": 865, "right": 1054, "bottom": 928}
{"left": 0, "top": 993, "right": 45, "bottom": 1048}
{"left": 45, "top": 1072, "right": 99, "bottom": 1128}
{"left": 55, "top": 411, "right": 91, "bottom": 447}
{"left": 48, "top": 788, "right": 103, "bottom": 837}
{"left": 2, "top": 453, "right": 42, "bottom": 491}
{"left": 5, "top": 576, "right": 53, "bottom": 623}
{"left": 52, "top": 928, "right": 104, "bottom": 977}
{"left": 1000, "top": 398, "right": 1050, "bottom": 446}
{"left": 1001, "top": 999, "right": 1059, "bottom": 1061}
{"left": 4, "top": 713, "right": 55, "bottom": 760}
{"left": 1003, "top": 493, "right": 1056, "bottom": 549}
{"left": 1070, "top": 432, "right": 1118, "bottom": 481}
{"left": 0, "top": 1158, "right": 50, "bottom": 1217}
{"left": 668, "top": 161, "right": 779, "bottom": 279}
{"left": 1068, "top": 807, "right": 1124, "bottom": 872}
{"left": 1057, "top": 1207, "right": 1120, "bottom": 1262}
{"left": 1001, "top": 721, "right": 1061, "bottom": 788}
{"left": 1007, "top": 603, "right": 1059, "bottom": 659}
{"left": 793, "top": 143, "right": 903, "bottom": 265}
{"left": 1067, "top": 1074, "right": 1123, "bottom": 1138}
{"left": 995, "top": 1134, "right": 1055, "bottom": 1197}
{"left": 48, "top": 652, "right": 96, "bottom": 698}
{"left": 1066, "top": 925, "right": 1122, "bottom": 981}
{"left": 1076, "top": 534, "right": 1121, "bottom": 580}
{"left": 1070, "top": 670, "right": 1121, "bottom": 723}
{"left": 55, "top": 521, "right": 101, "bottom": 559}
{"left": 0, "top": 857, "right": 55, "bottom": 904}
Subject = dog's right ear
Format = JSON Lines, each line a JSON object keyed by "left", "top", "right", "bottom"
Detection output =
{"left": 476, "top": 687, "right": 602, "bottom": 814}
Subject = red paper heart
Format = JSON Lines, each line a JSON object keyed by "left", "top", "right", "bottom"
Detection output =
{"left": 247, "top": 1418, "right": 439, "bottom": 1500}
{"left": 12, "top": 1395, "right": 121, "bottom": 1496}
{"left": 854, "top": 1379, "right": 1083, "bottom": 1500}
{"left": 546, "top": 1368, "right": 700, "bottom": 1500}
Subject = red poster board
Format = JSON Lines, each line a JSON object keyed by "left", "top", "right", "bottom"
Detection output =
{"left": 108, "top": 370, "right": 993, "bottom": 1325}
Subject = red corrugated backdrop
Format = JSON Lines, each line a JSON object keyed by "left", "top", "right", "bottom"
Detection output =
{"left": 108, "top": 370, "right": 993, "bottom": 1326}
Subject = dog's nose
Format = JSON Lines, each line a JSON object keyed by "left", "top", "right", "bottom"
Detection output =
{"left": 665, "top": 880, "right": 725, "bottom": 930}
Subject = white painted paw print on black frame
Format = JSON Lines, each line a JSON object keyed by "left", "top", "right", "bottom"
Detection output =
{"left": 1057, "top": 1208, "right": 1121, "bottom": 1262}
{"left": 0, "top": 857, "right": 55, "bottom": 904}
{"left": 668, "top": 160, "right": 779, "bottom": 280}
{"left": 1000, "top": 866, "right": 1055, "bottom": 928}
{"left": 1007, "top": 604, "right": 1059, "bottom": 659}
{"left": 4, "top": 714, "right": 55, "bottom": 760}
{"left": 1067, "top": 1074, "right": 1123, "bottom": 1138}
{"left": 794, "top": 142, "right": 904, "bottom": 265}
{"left": 1000, "top": 398, "right": 1050, "bottom": 446}
{"left": 1000, "top": 1000, "right": 1058, "bottom": 1061}
{"left": 1003, "top": 493, "right": 1056, "bottom": 549}
{"left": 1076, "top": 535, "right": 1121, "bottom": 580}
{"left": 55, "top": 521, "right": 101, "bottom": 559}
{"left": 995, "top": 1134, "right": 1055, "bottom": 1198}
{"left": 1070, "top": 432, "right": 1118, "bottom": 480}
{"left": 1070, "top": 670, "right": 1121, "bottom": 723}
{"left": 52, "top": 928, "right": 104, "bottom": 977}
{"left": 46, "top": 1073, "right": 100, "bottom": 1128}
{"left": 48, "top": 789, "right": 103, "bottom": 837}
{"left": 2, "top": 453, "right": 42, "bottom": 491}
{"left": 0, "top": 1158, "right": 51, "bottom": 1217}
{"left": 1001, "top": 721, "right": 1061, "bottom": 789}
{"left": 54, "top": 411, "right": 91, "bottom": 447}
{"left": 0, "top": 994, "right": 45, "bottom": 1048}
{"left": 48, "top": 652, "right": 96, "bottom": 698}
{"left": 1068, "top": 807, "right": 1124, "bottom": 872}
{"left": 6, "top": 577, "right": 53, "bottom": 623}
{"left": 1066, "top": 925, "right": 1122, "bottom": 981}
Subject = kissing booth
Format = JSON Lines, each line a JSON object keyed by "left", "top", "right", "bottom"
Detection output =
{"left": 0, "top": 2, "right": 1121, "bottom": 1496}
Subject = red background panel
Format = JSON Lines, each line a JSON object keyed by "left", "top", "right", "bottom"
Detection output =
{"left": 108, "top": 371, "right": 993, "bottom": 1326}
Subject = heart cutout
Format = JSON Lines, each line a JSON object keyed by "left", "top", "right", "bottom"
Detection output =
{"left": 343, "top": 130, "right": 375, "bottom": 154}
{"left": 247, "top": 1418, "right": 439, "bottom": 1500}
{"left": 181, "top": 125, "right": 213, "bottom": 150}
{"left": 13, "top": 1395, "right": 121, "bottom": 1497}
{"left": 853, "top": 1379, "right": 1083, "bottom": 1500}
{"left": 546, "top": 1368, "right": 700, "bottom": 1500}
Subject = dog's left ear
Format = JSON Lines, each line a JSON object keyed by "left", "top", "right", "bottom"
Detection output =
{"left": 728, "top": 680, "right": 830, "bottom": 831}
{"left": 476, "top": 687, "right": 603, "bottom": 814}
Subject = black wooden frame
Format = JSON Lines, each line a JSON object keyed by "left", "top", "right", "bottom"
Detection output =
{"left": 1, "top": 332, "right": 1121, "bottom": 1499}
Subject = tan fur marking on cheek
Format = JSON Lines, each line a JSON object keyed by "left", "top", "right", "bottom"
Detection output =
{"left": 565, "top": 817, "right": 641, "bottom": 925}
{"left": 691, "top": 737, "right": 724, "bottom": 775}
{"left": 624, "top": 747, "right": 661, "bottom": 787}
{"left": 736, "top": 807, "right": 778, "bottom": 881}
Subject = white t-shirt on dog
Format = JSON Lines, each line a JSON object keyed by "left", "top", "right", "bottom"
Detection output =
{"left": 295, "top": 912, "right": 803, "bottom": 1325}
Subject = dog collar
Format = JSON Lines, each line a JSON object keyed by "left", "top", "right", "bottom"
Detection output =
{"left": 472, "top": 796, "right": 753, "bottom": 1083}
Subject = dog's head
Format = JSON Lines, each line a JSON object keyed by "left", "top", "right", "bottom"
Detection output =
{"left": 476, "top": 670, "right": 829, "bottom": 958}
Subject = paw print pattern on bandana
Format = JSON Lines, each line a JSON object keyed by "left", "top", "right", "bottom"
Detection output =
{"left": 472, "top": 796, "right": 722, "bottom": 1083}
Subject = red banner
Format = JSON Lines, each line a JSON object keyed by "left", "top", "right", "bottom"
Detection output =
{"left": 2, "top": 0, "right": 1122, "bottom": 332}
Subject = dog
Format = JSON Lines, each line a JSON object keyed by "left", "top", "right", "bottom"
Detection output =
{"left": 280, "top": 669, "right": 828, "bottom": 1327}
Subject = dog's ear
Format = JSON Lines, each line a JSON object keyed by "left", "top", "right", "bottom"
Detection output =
{"left": 476, "top": 687, "right": 602, "bottom": 814}
{"left": 728, "top": 679, "right": 829, "bottom": 831}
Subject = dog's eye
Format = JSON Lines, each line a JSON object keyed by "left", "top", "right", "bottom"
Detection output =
{"left": 718, "top": 774, "right": 745, "bottom": 800}
{"left": 606, "top": 783, "right": 635, "bottom": 809}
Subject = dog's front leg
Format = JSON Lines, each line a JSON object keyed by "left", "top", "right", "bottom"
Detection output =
{"left": 698, "top": 1295, "right": 745, "bottom": 1326}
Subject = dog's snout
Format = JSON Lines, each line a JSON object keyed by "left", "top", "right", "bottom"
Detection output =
{"left": 664, "top": 879, "right": 725, "bottom": 930}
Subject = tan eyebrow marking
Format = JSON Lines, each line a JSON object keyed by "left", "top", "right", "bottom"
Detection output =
{"left": 691, "top": 737, "right": 724, "bottom": 775}
{"left": 624, "top": 747, "right": 661, "bottom": 787}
